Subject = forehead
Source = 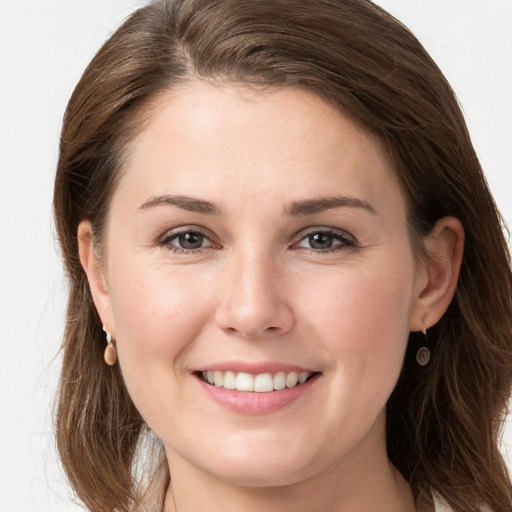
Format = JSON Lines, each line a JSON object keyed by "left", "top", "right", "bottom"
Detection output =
{"left": 115, "top": 81, "right": 405, "bottom": 219}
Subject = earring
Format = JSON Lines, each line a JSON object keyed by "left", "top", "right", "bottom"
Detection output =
{"left": 416, "top": 318, "right": 430, "bottom": 367}
{"left": 103, "top": 326, "right": 117, "bottom": 366}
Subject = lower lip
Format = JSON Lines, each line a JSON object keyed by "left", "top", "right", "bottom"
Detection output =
{"left": 194, "top": 373, "right": 320, "bottom": 414}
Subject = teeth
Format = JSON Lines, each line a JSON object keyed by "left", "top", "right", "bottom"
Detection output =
{"left": 298, "top": 372, "right": 310, "bottom": 384}
{"left": 236, "top": 372, "right": 254, "bottom": 391}
{"left": 273, "top": 371, "right": 286, "bottom": 390}
{"left": 213, "top": 371, "right": 223, "bottom": 387}
{"left": 201, "top": 370, "right": 313, "bottom": 392}
{"left": 223, "top": 371, "right": 236, "bottom": 390}
{"left": 254, "top": 373, "right": 273, "bottom": 392}
{"left": 285, "top": 372, "right": 298, "bottom": 388}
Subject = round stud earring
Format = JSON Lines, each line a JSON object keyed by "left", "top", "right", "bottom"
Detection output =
{"left": 416, "top": 345, "right": 431, "bottom": 366}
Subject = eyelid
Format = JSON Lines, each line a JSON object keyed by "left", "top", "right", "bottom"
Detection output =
{"left": 156, "top": 225, "right": 356, "bottom": 253}
{"left": 291, "top": 226, "right": 357, "bottom": 250}
{"left": 157, "top": 225, "right": 219, "bottom": 249}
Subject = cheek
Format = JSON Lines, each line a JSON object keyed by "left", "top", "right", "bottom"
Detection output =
{"left": 309, "top": 262, "right": 413, "bottom": 342}
{"left": 107, "top": 257, "right": 215, "bottom": 387}
{"left": 106, "top": 262, "right": 220, "bottom": 432}
{"left": 111, "top": 252, "right": 210, "bottom": 331}
{"left": 303, "top": 257, "right": 415, "bottom": 394}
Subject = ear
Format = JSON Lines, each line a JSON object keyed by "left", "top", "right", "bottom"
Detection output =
{"left": 409, "top": 217, "right": 464, "bottom": 331}
{"left": 78, "top": 221, "right": 114, "bottom": 334}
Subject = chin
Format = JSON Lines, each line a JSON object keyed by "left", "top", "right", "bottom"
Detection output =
{"left": 192, "top": 438, "right": 322, "bottom": 488}
{"left": 206, "top": 460, "right": 312, "bottom": 488}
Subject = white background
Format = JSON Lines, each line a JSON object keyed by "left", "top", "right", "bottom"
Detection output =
{"left": 0, "top": 1, "right": 511, "bottom": 510}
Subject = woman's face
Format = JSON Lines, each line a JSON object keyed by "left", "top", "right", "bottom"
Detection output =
{"left": 94, "top": 82, "right": 428, "bottom": 487}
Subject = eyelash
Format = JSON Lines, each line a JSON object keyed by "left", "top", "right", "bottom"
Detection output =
{"left": 158, "top": 227, "right": 356, "bottom": 255}
{"left": 159, "top": 227, "right": 216, "bottom": 254}
{"left": 293, "top": 229, "right": 356, "bottom": 253}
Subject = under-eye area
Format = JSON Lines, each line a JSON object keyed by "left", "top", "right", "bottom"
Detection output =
{"left": 197, "top": 370, "right": 321, "bottom": 393}
{"left": 157, "top": 226, "right": 358, "bottom": 256}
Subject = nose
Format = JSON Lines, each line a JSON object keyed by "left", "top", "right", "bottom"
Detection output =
{"left": 215, "top": 248, "right": 295, "bottom": 338}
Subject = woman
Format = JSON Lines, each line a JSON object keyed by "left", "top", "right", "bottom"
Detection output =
{"left": 53, "top": 0, "right": 512, "bottom": 511}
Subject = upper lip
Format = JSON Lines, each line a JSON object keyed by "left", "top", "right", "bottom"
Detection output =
{"left": 196, "top": 361, "right": 318, "bottom": 374}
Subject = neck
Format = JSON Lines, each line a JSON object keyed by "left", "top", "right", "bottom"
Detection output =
{"left": 163, "top": 421, "right": 415, "bottom": 512}
{"left": 165, "top": 466, "right": 414, "bottom": 512}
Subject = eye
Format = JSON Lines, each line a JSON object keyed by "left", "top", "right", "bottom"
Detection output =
{"left": 295, "top": 229, "right": 355, "bottom": 252}
{"left": 160, "top": 228, "right": 215, "bottom": 253}
{"left": 174, "top": 231, "right": 207, "bottom": 250}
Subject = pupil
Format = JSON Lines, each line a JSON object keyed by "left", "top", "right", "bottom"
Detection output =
{"left": 309, "top": 232, "right": 333, "bottom": 249}
{"left": 179, "top": 232, "right": 203, "bottom": 249}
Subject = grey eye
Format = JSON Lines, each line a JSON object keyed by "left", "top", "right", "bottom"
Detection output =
{"left": 307, "top": 232, "right": 335, "bottom": 249}
{"left": 174, "top": 232, "right": 206, "bottom": 249}
{"left": 295, "top": 230, "right": 354, "bottom": 252}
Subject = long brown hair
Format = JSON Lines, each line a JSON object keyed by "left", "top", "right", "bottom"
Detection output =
{"left": 53, "top": 1, "right": 512, "bottom": 511}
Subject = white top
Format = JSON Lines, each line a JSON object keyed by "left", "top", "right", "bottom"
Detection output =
{"left": 434, "top": 494, "right": 491, "bottom": 512}
{"left": 434, "top": 495, "right": 453, "bottom": 512}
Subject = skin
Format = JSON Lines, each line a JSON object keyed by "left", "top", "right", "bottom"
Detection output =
{"left": 79, "top": 81, "right": 464, "bottom": 512}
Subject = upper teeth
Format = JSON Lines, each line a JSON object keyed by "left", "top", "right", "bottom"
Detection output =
{"left": 201, "top": 370, "right": 312, "bottom": 392}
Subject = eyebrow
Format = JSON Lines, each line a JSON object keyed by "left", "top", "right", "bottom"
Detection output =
{"left": 138, "top": 195, "right": 221, "bottom": 215}
{"left": 137, "top": 194, "right": 376, "bottom": 217}
{"left": 286, "top": 196, "right": 377, "bottom": 216}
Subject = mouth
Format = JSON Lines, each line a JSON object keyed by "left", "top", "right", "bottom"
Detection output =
{"left": 196, "top": 370, "right": 319, "bottom": 393}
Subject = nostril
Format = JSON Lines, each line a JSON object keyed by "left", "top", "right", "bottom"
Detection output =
{"left": 215, "top": 296, "right": 295, "bottom": 338}
{"left": 240, "top": 325, "right": 279, "bottom": 338}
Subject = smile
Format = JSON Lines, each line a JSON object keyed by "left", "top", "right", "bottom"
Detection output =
{"left": 199, "top": 370, "right": 315, "bottom": 392}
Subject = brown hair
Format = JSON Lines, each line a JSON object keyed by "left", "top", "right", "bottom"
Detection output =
{"left": 53, "top": 1, "right": 512, "bottom": 511}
